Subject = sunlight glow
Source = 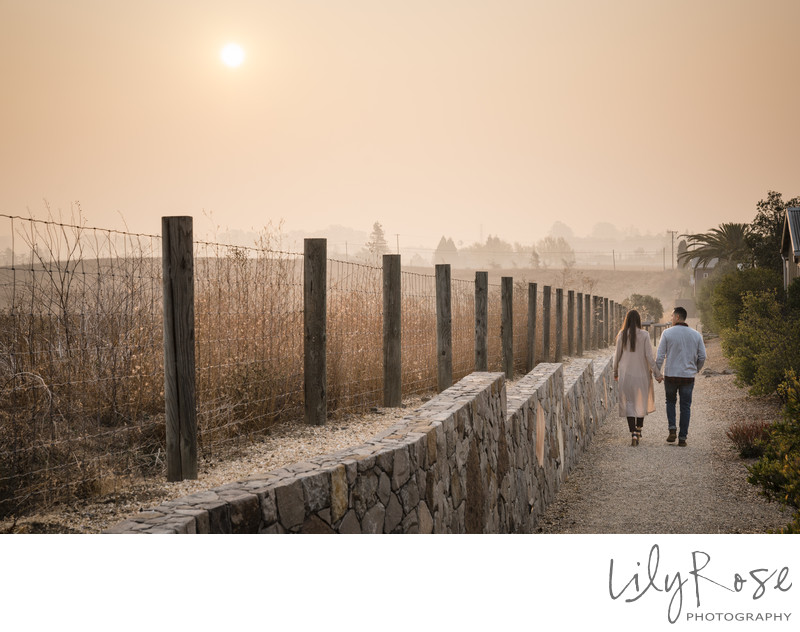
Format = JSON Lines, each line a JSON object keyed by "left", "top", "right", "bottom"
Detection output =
{"left": 221, "top": 43, "right": 245, "bottom": 68}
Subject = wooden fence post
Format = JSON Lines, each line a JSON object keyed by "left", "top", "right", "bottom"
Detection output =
{"left": 584, "top": 293, "right": 591, "bottom": 352}
{"left": 383, "top": 254, "right": 402, "bottom": 407}
{"left": 555, "top": 288, "right": 563, "bottom": 362}
{"left": 609, "top": 299, "right": 615, "bottom": 345}
{"left": 162, "top": 216, "right": 197, "bottom": 481}
{"left": 436, "top": 264, "right": 452, "bottom": 392}
{"left": 527, "top": 282, "right": 537, "bottom": 372}
{"left": 475, "top": 271, "right": 488, "bottom": 372}
{"left": 600, "top": 296, "right": 607, "bottom": 347}
{"left": 592, "top": 296, "right": 600, "bottom": 350}
{"left": 501, "top": 276, "right": 513, "bottom": 379}
{"left": 576, "top": 291, "right": 583, "bottom": 356}
{"left": 304, "top": 238, "right": 327, "bottom": 425}
{"left": 542, "top": 285, "right": 551, "bottom": 362}
{"left": 567, "top": 290, "right": 575, "bottom": 357}
{"left": 604, "top": 297, "right": 610, "bottom": 347}
{"left": 598, "top": 296, "right": 603, "bottom": 347}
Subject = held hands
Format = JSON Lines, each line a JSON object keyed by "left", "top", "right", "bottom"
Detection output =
{"left": 656, "top": 376, "right": 664, "bottom": 383}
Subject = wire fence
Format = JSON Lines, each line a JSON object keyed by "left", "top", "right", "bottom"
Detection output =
{"left": 451, "top": 276, "right": 476, "bottom": 381}
{"left": 327, "top": 258, "right": 383, "bottom": 413}
{"left": 399, "top": 270, "right": 437, "bottom": 395}
{"left": 0, "top": 214, "right": 164, "bottom": 517}
{"left": 0, "top": 214, "right": 618, "bottom": 518}
{"left": 193, "top": 239, "right": 305, "bottom": 458}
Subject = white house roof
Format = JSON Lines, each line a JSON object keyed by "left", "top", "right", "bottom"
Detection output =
{"left": 783, "top": 207, "right": 800, "bottom": 261}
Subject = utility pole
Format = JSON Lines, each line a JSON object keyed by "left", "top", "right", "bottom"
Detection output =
{"left": 668, "top": 230, "right": 678, "bottom": 269}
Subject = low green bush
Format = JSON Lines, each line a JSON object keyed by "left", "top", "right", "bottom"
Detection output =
{"left": 747, "top": 371, "right": 800, "bottom": 532}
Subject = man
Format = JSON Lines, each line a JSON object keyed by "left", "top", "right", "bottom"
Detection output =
{"left": 655, "top": 306, "right": 706, "bottom": 447}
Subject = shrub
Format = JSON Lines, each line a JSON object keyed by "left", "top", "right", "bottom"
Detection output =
{"left": 787, "top": 277, "right": 800, "bottom": 313}
{"left": 695, "top": 262, "right": 737, "bottom": 332}
{"left": 722, "top": 290, "right": 800, "bottom": 396}
{"left": 708, "top": 267, "right": 783, "bottom": 332}
{"left": 622, "top": 293, "right": 664, "bottom": 322}
{"left": 747, "top": 371, "right": 800, "bottom": 532}
{"left": 726, "top": 419, "right": 772, "bottom": 458}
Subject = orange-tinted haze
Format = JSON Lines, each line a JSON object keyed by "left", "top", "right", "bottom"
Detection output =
{"left": 1, "top": 0, "right": 798, "bottom": 248}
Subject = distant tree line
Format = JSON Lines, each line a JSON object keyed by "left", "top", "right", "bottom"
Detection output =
{"left": 431, "top": 234, "right": 576, "bottom": 270}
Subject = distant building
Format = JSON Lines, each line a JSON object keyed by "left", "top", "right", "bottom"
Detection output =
{"left": 689, "top": 257, "right": 718, "bottom": 297}
{"left": 781, "top": 207, "right": 800, "bottom": 291}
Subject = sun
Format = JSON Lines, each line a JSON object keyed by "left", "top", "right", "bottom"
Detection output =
{"left": 220, "top": 43, "right": 245, "bottom": 68}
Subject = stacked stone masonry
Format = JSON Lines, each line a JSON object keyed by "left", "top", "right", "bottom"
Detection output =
{"left": 106, "top": 355, "right": 616, "bottom": 534}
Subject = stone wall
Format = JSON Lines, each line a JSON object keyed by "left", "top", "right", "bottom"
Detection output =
{"left": 106, "top": 355, "right": 616, "bottom": 534}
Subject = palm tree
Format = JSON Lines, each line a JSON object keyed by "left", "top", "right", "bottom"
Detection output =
{"left": 677, "top": 222, "right": 754, "bottom": 269}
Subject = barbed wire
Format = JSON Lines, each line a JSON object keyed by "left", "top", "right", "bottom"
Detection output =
{"left": 0, "top": 213, "right": 161, "bottom": 240}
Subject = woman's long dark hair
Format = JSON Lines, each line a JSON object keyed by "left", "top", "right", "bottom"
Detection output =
{"left": 620, "top": 309, "right": 642, "bottom": 352}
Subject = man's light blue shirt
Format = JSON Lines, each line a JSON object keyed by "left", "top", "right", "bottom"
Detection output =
{"left": 655, "top": 323, "right": 706, "bottom": 378}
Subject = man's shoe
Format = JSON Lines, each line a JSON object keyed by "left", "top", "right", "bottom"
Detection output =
{"left": 667, "top": 429, "right": 677, "bottom": 443}
{"left": 678, "top": 438, "right": 687, "bottom": 447}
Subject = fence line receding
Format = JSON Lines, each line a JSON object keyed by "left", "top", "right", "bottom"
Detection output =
{"left": 0, "top": 214, "right": 622, "bottom": 518}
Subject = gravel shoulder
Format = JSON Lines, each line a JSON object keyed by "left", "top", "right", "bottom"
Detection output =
{"left": 1, "top": 400, "right": 427, "bottom": 534}
{"left": 2, "top": 338, "right": 788, "bottom": 534}
{"left": 537, "top": 336, "right": 790, "bottom": 533}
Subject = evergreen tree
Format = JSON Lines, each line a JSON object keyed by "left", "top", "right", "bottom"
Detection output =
{"left": 676, "top": 239, "right": 688, "bottom": 268}
{"left": 434, "top": 235, "right": 458, "bottom": 264}
{"left": 367, "top": 222, "right": 389, "bottom": 259}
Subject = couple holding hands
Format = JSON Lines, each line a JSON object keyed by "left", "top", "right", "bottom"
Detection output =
{"left": 613, "top": 306, "right": 706, "bottom": 447}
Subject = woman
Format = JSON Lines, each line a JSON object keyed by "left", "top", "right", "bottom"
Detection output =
{"left": 614, "top": 309, "right": 663, "bottom": 446}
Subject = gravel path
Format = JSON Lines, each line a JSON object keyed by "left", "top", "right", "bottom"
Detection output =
{"left": 537, "top": 337, "right": 790, "bottom": 533}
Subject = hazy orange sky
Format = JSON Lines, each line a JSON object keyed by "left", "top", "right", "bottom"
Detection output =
{"left": 1, "top": 0, "right": 798, "bottom": 249}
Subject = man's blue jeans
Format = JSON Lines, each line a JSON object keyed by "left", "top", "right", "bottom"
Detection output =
{"left": 664, "top": 378, "right": 694, "bottom": 439}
